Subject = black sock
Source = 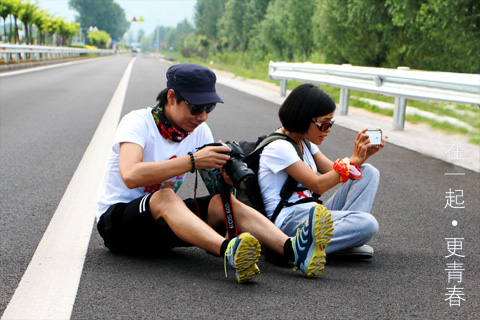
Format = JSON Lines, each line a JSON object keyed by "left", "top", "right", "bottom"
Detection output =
{"left": 284, "top": 238, "right": 294, "bottom": 262}
{"left": 219, "top": 239, "right": 230, "bottom": 257}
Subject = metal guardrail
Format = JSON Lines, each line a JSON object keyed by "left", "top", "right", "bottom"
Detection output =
{"left": 269, "top": 61, "right": 480, "bottom": 130}
{"left": 0, "top": 43, "right": 114, "bottom": 64}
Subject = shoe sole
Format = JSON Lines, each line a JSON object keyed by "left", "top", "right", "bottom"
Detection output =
{"left": 306, "top": 205, "right": 334, "bottom": 278}
{"left": 327, "top": 245, "right": 374, "bottom": 261}
{"left": 237, "top": 263, "right": 261, "bottom": 283}
{"left": 233, "top": 233, "right": 261, "bottom": 283}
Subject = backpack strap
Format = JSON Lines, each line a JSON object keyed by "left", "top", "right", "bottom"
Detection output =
{"left": 247, "top": 133, "right": 321, "bottom": 223}
{"left": 267, "top": 135, "right": 321, "bottom": 223}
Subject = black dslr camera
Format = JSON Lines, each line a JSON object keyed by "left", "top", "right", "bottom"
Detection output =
{"left": 199, "top": 141, "right": 255, "bottom": 190}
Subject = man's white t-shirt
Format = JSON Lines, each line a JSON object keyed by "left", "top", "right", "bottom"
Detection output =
{"left": 258, "top": 139, "right": 319, "bottom": 227}
{"left": 96, "top": 107, "right": 214, "bottom": 220}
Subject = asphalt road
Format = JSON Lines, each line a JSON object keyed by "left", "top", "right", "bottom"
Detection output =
{"left": 1, "top": 55, "right": 478, "bottom": 319}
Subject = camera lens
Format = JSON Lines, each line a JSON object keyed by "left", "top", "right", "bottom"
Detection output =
{"left": 238, "top": 174, "right": 256, "bottom": 190}
{"left": 225, "top": 159, "right": 255, "bottom": 190}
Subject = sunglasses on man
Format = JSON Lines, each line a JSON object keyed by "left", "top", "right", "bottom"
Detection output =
{"left": 184, "top": 99, "right": 216, "bottom": 115}
{"left": 312, "top": 119, "right": 335, "bottom": 132}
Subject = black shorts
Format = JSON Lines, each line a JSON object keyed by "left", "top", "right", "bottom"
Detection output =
{"left": 97, "top": 193, "right": 218, "bottom": 255}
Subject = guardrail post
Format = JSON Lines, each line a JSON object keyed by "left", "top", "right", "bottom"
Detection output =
{"left": 280, "top": 79, "right": 287, "bottom": 97}
{"left": 393, "top": 97, "right": 407, "bottom": 130}
{"left": 339, "top": 87, "right": 350, "bottom": 115}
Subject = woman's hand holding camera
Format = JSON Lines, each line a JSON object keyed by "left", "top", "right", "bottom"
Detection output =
{"left": 350, "top": 128, "right": 385, "bottom": 165}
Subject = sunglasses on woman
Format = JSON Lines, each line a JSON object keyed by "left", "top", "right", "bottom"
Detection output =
{"left": 312, "top": 119, "right": 335, "bottom": 132}
{"left": 184, "top": 99, "right": 216, "bottom": 115}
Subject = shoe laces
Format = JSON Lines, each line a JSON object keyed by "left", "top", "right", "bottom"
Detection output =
{"left": 293, "top": 221, "right": 307, "bottom": 247}
{"left": 224, "top": 238, "right": 235, "bottom": 278}
{"left": 292, "top": 221, "right": 307, "bottom": 271}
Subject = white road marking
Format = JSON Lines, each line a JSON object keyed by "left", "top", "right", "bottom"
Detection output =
{"left": 1, "top": 57, "right": 136, "bottom": 320}
{"left": 0, "top": 57, "right": 103, "bottom": 77}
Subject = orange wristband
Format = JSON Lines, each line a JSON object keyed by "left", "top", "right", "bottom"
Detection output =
{"left": 333, "top": 158, "right": 350, "bottom": 183}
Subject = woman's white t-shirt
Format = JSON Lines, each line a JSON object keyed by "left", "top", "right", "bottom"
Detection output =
{"left": 258, "top": 139, "right": 319, "bottom": 227}
{"left": 96, "top": 107, "right": 214, "bottom": 220}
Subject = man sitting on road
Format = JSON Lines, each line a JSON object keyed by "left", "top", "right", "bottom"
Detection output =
{"left": 96, "top": 63, "right": 334, "bottom": 283}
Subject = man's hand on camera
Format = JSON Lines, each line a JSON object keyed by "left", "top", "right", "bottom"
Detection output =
{"left": 194, "top": 145, "right": 231, "bottom": 169}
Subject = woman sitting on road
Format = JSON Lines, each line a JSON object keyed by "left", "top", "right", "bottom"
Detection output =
{"left": 258, "top": 83, "right": 384, "bottom": 262}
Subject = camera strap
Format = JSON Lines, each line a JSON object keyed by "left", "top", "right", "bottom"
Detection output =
{"left": 192, "top": 170, "right": 237, "bottom": 239}
{"left": 219, "top": 182, "right": 238, "bottom": 240}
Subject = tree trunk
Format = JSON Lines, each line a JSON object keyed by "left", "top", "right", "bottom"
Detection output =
{"left": 14, "top": 17, "right": 19, "bottom": 43}
{"left": 9, "top": 16, "right": 13, "bottom": 43}
{"left": 24, "top": 22, "right": 29, "bottom": 44}
{"left": 2, "top": 20, "right": 6, "bottom": 42}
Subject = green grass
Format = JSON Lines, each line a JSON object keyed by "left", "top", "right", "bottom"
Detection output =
{"left": 158, "top": 50, "right": 479, "bottom": 145}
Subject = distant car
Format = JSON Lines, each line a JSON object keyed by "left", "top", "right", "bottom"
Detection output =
{"left": 132, "top": 48, "right": 141, "bottom": 55}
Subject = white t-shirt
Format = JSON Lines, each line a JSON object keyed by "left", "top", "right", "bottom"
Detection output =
{"left": 258, "top": 139, "right": 319, "bottom": 227}
{"left": 96, "top": 107, "right": 214, "bottom": 220}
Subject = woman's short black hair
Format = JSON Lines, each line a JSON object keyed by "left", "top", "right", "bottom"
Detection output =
{"left": 156, "top": 88, "right": 184, "bottom": 107}
{"left": 278, "top": 83, "right": 336, "bottom": 134}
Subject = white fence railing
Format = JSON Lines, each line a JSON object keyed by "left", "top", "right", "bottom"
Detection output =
{"left": 0, "top": 43, "right": 114, "bottom": 64}
{"left": 268, "top": 61, "right": 480, "bottom": 130}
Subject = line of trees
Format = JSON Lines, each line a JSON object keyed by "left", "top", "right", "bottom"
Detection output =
{"left": 148, "top": 0, "right": 479, "bottom": 74}
{"left": 0, "top": 0, "right": 80, "bottom": 46}
{"left": 0, "top": 0, "right": 130, "bottom": 48}
{"left": 68, "top": 0, "right": 129, "bottom": 42}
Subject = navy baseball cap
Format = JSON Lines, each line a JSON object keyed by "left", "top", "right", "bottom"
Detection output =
{"left": 166, "top": 63, "right": 224, "bottom": 105}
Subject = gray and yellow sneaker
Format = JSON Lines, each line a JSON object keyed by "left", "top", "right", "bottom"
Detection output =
{"left": 224, "top": 232, "right": 261, "bottom": 283}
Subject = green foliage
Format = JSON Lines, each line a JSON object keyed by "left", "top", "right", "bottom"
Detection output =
{"left": 385, "top": 0, "right": 480, "bottom": 73}
{"left": 142, "top": 0, "right": 479, "bottom": 143}
{"left": 216, "top": 0, "right": 269, "bottom": 53}
{"left": 18, "top": 1, "right": 36, "bottom": 43}
{"left": 195, "top": 0, "right": 227, "bottom": 53}
{"left": 287, "top": 0, "right": 316, "bottom": 59}
{"left": 0, "top": 0, "right": 81, "bottom": 45}
{"left": 68, "top": 0, "right": 129, "bottom": 41}
{"left": 217, "top": 0, "right": 245, "bottom": 52}
{"left": 0, "top": 0, "right": 31, "bottom": 43}
{"left": 314, "top": 0, "right": 392, "bottom": 66}
{"left": 256, "top": 0, "right": 290, "bottom": 60}
{"left": 195, "top": 34, "right": 210, "bottom": 60}
{"left": 153, "top": 26, "right": 171, "bottom": 48}
{"left": 165, "top": 19, "right": 194, "bottom": 51}
{"left": 0, "top": 0, "right": 13, "bottom": 41}
{"left": 180, "top": 0, "right": 480, "bottom": 73}
{"left": 33, "top": 9, "right": 49, "bottom": 43}
{"left": 211, "top": 52, "right": 272, "bottom": 81}
{"left": 87, "top": 29, "right": 110, "bottom": 48}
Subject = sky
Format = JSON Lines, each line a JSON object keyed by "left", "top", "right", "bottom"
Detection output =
{"left": 35, "top": 0, "right": 197, "bottom": 36}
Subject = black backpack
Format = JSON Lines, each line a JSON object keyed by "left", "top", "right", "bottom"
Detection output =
{"left": 200, "top": 133, "right": 321, "bottom": 223}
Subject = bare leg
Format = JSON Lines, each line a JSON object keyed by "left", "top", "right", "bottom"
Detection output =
{"left": 149, "top": 189, "right": 225, "bottom": 255}
{"left": 207, "top": 195, "right": 289, "bottom": 256}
